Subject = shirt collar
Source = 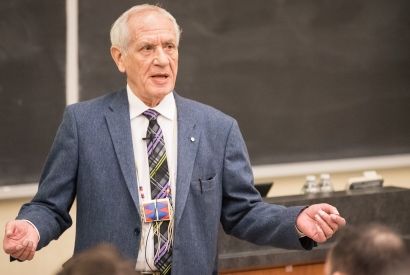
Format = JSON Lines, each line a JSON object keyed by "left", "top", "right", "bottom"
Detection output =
{"left": 127, "top": 85, "right": 175, "bottom": 121}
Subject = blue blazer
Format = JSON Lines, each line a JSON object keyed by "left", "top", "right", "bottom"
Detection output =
{"left": 18, "top": 90, "right": 312, "bottom": 274}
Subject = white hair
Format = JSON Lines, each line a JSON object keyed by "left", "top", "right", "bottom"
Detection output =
{"left": 110, "top": 4, "right": 182, "bottom": 51}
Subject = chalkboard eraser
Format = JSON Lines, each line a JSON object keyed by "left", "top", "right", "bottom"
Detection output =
{"left": 346, "top": 171, "right": 383, "bottom": 190}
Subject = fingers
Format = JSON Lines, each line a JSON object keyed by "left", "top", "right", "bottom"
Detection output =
{"left": 313, "top": 205, "right": 346, "bottom": 240}
{"left": 320, "top": 210, "right": 340, "bottom": 230}
{"left": 317, "top": 204, "right": 346, "bottom": 226}
{"left": 331, "top": 213, "right": 346, "bottom": 226}
{"left": 20, "top": 240, "right": 35, "bottom": 261}
{"left": 5, "top": 221, "right": 17, "bottom": 238}
{"left": 314, "top": 223, "right": 327, "bottom": 243}
{"left": 315, "top": 211, "right": 336, "bottom": 239}
{"left": 10, "top": 240, "right": 36, "bottom": 261}
{"left": 318, "top": 203, "right": 340, "bottom": 215}
{"left": 4, "top": 239, "right": 26, "bottom": 256}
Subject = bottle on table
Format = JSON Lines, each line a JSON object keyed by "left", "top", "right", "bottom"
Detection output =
{"left": 320, "top": 173, "right": 334, "bottom": 193}
{"left": 302, "top": 175, "right": 320, "bottom": 194}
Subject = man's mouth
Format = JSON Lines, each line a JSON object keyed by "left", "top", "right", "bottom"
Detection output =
{"left": 151, "top": 73, "right": 169, "bottom": 79}
{"left": 150, "top": 73, "right": 171, "bottom": 85}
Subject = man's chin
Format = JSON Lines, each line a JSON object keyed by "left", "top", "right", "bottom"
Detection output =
{"left": 150, "top": 85, "right": 174, "bottom": 95}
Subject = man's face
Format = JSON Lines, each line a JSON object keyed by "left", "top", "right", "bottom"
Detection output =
{"left": 112, "top": 11, "right": 179, "bottom": 106}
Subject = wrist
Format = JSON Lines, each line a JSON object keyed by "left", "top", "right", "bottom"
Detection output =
{"left": 22, "top": 219, "right": 40, "bottom": 242}
{"left": 295, "top": 205, "right": 309, "bottom": 238}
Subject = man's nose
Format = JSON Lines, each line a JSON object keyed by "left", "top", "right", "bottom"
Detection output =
{"left": 153, "top": 48, "right": 169, "bottom": 66}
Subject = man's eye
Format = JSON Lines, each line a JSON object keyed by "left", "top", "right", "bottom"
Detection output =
{"left": 141, "top": 45, "right": 153, "bottom": 51}
{"left": 165, "top": 44, "right": 176, "bottom": 50}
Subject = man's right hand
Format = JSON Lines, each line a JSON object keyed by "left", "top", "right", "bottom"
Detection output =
{"left": 3, "top": 220, "right": 39, "bottom": 261}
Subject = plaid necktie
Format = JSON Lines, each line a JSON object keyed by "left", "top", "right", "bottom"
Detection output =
{"left": 143, "top": 109, "right": 172, "bottom": 275}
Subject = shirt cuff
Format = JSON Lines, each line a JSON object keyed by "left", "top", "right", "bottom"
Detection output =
{"left": 22, "top": 219, "right": 41, "bottom": 242}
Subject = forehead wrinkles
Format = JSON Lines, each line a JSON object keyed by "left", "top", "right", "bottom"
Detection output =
{"left": 135, "top": 30, "right": 176, "bottom": 45}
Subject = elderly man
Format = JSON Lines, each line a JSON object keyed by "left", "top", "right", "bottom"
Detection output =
{"left": 3, "top": 4, "right": 345, "bottom": 275}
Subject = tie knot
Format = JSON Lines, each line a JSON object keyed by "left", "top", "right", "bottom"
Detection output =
{"left": 143, "top": 109, "right": 160, "bottom": 121}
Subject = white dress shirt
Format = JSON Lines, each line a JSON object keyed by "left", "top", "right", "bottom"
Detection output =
{"left": 127, "top": 86, "right": 178, "bottom": 271}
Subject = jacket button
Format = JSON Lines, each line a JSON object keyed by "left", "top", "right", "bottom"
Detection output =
{"left": 134, "top": 228, "right": 140, "bottom": 235}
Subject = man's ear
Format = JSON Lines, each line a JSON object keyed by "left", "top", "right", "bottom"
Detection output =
{"left": 110, "top": 46, "right": 126, "bottom": 73}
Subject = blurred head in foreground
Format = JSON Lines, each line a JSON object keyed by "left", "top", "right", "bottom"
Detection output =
{"left": 56, "top": 244, "right": 137, "bottom": 275}
{"left": 325, "top": 223, "right": 408, "bottom": 275}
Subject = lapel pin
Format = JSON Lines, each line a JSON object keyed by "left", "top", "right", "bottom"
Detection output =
{"left": 190, "top": 137, "right": 195, "bottom": 142}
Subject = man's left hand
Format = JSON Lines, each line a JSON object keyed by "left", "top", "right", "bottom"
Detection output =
{"left": 296, "top": 203, "right": 346, "bottom": 243}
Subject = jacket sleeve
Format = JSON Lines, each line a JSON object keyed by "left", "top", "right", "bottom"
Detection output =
{"left": 17, "top": 106, "right": 78, "bottom": 250}
{"left": 220, "top": 120, "right": 314, "bottom": 250}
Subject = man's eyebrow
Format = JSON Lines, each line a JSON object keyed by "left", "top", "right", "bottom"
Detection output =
{"left": 163, "top": 38, "right": 176, "bottom": 43}
{"left": 138, "top": 40, "right": 155, "bottom": 45}
{"left": 135, "top": 37, "right": 177, "bottom": 47}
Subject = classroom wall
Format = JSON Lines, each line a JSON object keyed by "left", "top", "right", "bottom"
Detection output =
{"left": 1, "top": 167, "right": 409, "bottom": 275}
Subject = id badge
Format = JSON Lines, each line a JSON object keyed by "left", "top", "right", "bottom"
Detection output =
{"left": 142, "top": 198, "right": 172, "bottom": 223}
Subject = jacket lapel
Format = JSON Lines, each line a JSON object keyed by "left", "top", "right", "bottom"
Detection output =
{"left": 174, "top": 94, "right": 200, "bottom": 228}
{"left": 105, "top": 90, "right": 140, "bottom": 211}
